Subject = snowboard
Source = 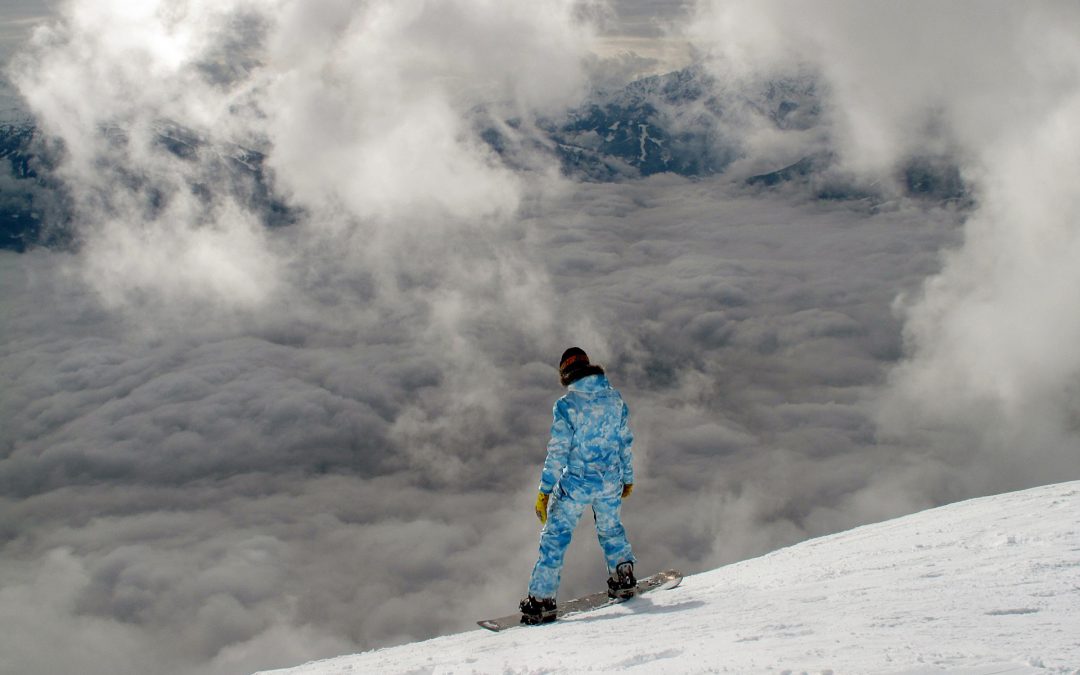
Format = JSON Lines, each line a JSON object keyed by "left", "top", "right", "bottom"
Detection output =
{"left": 477, "top": 568, "right": 682, "bottom": 632}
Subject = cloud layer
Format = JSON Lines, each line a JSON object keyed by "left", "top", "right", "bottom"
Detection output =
{"left": 0, "top": 178, "right": 964, "bottom": 674}
{"left": 691, "top": 0, "right": 1080, "bottom": 491}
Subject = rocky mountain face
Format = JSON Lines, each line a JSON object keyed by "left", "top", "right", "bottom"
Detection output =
{"left": 0, "top": 123, "right": 70, "bottom": 252}
{"left": 0, "top": 66, "right": 966, "bottom": 253}
{"left": 481, "top": 65, "right": 821, "bottom": 181}
{"left": 0, "top": 121, "right": 293, "bottom": 252}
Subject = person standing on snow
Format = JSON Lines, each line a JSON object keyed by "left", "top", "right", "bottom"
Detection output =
{"left": 520, "top": 347, "right": 637, "bottom": 625}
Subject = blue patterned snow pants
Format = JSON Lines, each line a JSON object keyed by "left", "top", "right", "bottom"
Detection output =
{"left": 528, "top": 472, "right": 635, "bottom": 599}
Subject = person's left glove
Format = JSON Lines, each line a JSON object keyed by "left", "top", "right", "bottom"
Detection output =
{"left": 621, "top": 483, "right": 634, "bottom": 499}
{"left": 534, "top": 491, "right": 551, "bottom": 524}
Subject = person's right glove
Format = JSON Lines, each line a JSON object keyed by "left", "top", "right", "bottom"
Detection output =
{"left": 534, "top": 491, "right": 550, "bottom": 524}
{"left": 621, "top": 483, "right": 634, "bottom": 499}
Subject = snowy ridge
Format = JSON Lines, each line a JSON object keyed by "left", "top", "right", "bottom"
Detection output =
{"left": 259, "top": 482, "right": 1080, "bottom": 674}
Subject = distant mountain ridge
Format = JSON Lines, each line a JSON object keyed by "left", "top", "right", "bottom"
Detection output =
{"left": 482, "top": 64, "right": 821, "bottom": 180}
{"left": 0, "top": 123, "right": 70, "bottom": 252}
{"left": 0, "top": 65, "right": 966, "bottom": 252}
{"left": 0, "top": 120, "right": 292, "bottom": 252}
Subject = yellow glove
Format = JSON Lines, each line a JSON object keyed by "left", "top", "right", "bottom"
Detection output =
{"left": 621, "top": 483, "right": 634, "bottom": 499}
{"left": 534, "top": 491, "right": 550, "bottom": 524}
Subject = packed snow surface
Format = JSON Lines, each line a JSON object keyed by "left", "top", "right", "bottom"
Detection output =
{"left": 261, "top": 482, "right": 1080, "bottom": 674}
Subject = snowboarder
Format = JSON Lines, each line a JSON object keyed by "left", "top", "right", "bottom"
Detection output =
{"left": 520, "top": 347, "right": 637, "bottom": 625}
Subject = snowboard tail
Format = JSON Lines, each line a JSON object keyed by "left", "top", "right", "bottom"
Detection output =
{"left": 477, "top": 569, "right": 682, "bottom": 632}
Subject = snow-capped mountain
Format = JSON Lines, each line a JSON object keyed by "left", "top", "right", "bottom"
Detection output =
{"left": 0, "top": 65, "right": 966, "bottom": 253}
{"left": 481, "top": 65, "right": 820, "bottom": 181}
{"left": 258, "top": 481, "right": 1080, "bottom": 674}
{"left": 0, "top": 119, "right": 292, "bottom": 252}
{"left": 0, "top": 122, "right": 66, "bottom": 252}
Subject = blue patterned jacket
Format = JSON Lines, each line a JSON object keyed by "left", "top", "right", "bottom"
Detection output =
{"left": 539, "top": 374, "right": 634, "bottom": 494}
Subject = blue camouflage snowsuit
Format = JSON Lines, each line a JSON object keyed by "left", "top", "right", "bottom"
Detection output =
{"left": 528, "top": 373, "right": 636, "bottom": 599}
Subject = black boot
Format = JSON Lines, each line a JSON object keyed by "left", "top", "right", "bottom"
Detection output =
{"left": 607, "top": 561, "right": 637, "bottom": 599}
{"left": 519, "top": 595, "right": 557, "bottom": 625}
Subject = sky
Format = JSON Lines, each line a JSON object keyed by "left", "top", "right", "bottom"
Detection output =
{"left": 2, "top": 2, "right": 1080, "bottom": 675}
{"left": 0, "top": 0, "right": 54, "bottom": 71}
{"left": 0, "top": 1, "right": 693, "bottom": 73}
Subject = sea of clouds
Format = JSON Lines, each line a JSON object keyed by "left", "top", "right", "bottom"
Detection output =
{"left": 2, "top": 2, "right": 1079, "bottom": 674}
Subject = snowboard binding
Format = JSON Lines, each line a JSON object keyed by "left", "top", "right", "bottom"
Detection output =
{"left": 607, "top": 561, "right": 637, "bottom": 599}
{"left": 519, "top": 595, "right": 557, "bottom": 625}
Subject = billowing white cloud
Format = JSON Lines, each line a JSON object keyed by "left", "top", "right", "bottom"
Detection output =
{"left": 4, "top": 2, "right": 604, "bottom": 670}
{"left": 689, "top": 0, "right": 1080, "bottom": 493}
{"left": 9, "top": 0, "right": 596, "bottom": 318}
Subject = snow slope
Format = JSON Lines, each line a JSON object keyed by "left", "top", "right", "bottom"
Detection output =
{"left": 261, "top": 482, "right": 1080, "bottom": 674}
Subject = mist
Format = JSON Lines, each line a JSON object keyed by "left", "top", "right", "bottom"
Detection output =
{"left": 2, "top": 2, "right": 1079, "bottom": 674}
{"left": 690, "top": 0, "right": 1080, "bottom": 492}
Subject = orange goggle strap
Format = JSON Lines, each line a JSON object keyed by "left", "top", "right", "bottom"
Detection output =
{"left": 560, "top": 354, "right": 587, "bottom": 372}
